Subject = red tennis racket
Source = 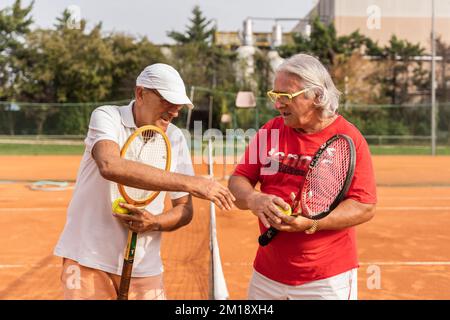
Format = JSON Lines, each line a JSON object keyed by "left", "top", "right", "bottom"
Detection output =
{"left": 258, "top": 134, "right": 356, "bottom": 246}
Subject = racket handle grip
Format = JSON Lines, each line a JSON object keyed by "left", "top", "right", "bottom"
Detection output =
{"left": 117, "top": 261, "right": 133, "bottom": 300}
{"left": 258, "top": 227, "right": 279, "bottom": 246}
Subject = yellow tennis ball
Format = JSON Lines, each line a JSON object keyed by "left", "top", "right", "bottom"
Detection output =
{"left": 276, "top": 205, "right": 292, "bottom": 216}
{"left": 112, "top": 197, "right": 130, "bottom": 215}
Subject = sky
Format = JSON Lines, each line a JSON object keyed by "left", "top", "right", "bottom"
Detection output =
{"left": 1, "top": 0, "right": 315, "bottom": 44}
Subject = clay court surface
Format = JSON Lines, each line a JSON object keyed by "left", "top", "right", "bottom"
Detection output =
{"left": 0, "top": 155, "right": 450, "bottom": 300}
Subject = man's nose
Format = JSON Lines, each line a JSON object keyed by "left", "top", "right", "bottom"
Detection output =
{"left": 273, "top": 101, "right": 284, "bottom": 110}
{"left": 168, "top": 109, "right": 179, "bottom": 118}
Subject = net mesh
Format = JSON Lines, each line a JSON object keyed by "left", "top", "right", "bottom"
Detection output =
{"left": 302, "top": 138, "right": 351, "bottom": 217}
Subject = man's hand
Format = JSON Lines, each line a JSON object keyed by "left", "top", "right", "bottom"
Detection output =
{"left": 268, "top": 214, "right": 313, "bottom": 232}
{"left": 246, "top": 193, "right": 290, "bottom": 228}
{"left": 190, "top": 177, "right": 236, "bottom": 210}
{"left": 113, "top": 203, "right": 160, "bottom": 233}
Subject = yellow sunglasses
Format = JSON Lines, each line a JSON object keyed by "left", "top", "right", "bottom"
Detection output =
{"left": 267, "top": 88, "right": 309, "bottom": 104}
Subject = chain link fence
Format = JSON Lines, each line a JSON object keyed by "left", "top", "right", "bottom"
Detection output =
{"left": 1, "top": 98, "right": 449, "bottom": 153}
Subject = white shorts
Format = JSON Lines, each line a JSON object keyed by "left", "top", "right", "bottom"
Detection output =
{"left": 248, "top": 268, "right": 358, "bottom": 300}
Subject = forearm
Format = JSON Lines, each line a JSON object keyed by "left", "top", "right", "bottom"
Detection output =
{"left": 152, "top": 205, "right": 193, "bottom": 232}
{"left": 317, "top": 199, "right": 376, "bottom": 231}
{"left": 147, "top": 197, "right": 193, "bottom": 232}
{"left": 100, "top": 156, "right": 197, "bottom": 194}
{"left": 93, "top": 140, "right": 235, "bottom": 210}
{"left": 228, "top": 175, "right": 258, "bottom": 210}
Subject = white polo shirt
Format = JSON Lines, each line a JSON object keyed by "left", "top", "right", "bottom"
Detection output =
{"left": 54, "top": 101, "right": 194, "bottom": 277}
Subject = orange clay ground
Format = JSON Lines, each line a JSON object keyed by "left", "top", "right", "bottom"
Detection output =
{"left": 0, "top": 155, "right": 449, "bottom": 300}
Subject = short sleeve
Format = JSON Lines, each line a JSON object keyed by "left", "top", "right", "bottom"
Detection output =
{"left": 346, "top": 136, "right": 377, "bottom": 204}
{"left": 84, "top": 107, "right": 120, "bottom": 153}
{"left": 232, "top": 119, "right": 277, "bottom": 185}
{"left": 169, "top": 131, "right": 195, "bottom": 200}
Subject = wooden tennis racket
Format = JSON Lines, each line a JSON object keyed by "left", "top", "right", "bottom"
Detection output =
{"left": 258, "top": 134, "right": 356, "bottom": 246}
{"left": 113, "top": 125, "right": 171, "bottom": 300}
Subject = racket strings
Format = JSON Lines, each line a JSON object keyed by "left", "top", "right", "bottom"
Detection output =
{"left": 302, "top": 139, "right": 351, "bottom": 217}
{"left": 123, "top": 130, "right": 169, "bottom": 202}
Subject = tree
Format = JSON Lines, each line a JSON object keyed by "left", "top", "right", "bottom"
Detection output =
{"left": 167, "top": 5, "right": 215, "bottom": 46}
{"left": 105, "top": 33, "right": 166, "bottom": 101}
{"left": 275, "top": 16, "right": 434, "bottom": 138}
{"left": 277, "top": 16, "right": 429, "bottom": 106}
{"left": 376, "top": 35, "right": 426, "bottom": 105}
{"left": 277, "top": 16, "right": 375, "bottom": 67}
{"left": 167, "top": 6, "right": 237, "bottom": 130}
{"left": 436, "top": 37, "right": 450, "bottom": 143}
{"left": 16, "top": 10, "right": 115, "bottom": 134}
{"left": 167, "top": 6, "right": 224, "bottom": 88}
{"left": 0, "top": 0, "right": 33, "bottom": 134}
{"left": 1, "top": 5, "right": 166, "bottom": 135}
{"left": 436, "top": 37, "right": 450, "bottom": 103}
{"left": 0, "top": 0, "right": 34, "bottom": 98}
{"left": 331, "top": 53, "right": 379, "bottom": 105}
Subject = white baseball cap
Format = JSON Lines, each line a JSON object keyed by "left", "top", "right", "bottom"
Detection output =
{"left": 136, "top": 63, "right": 194, "bottom": 109}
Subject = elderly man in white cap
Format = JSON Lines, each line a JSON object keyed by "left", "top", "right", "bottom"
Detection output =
{"left": 54, "top": 63, "right": 235, "bottom": 300}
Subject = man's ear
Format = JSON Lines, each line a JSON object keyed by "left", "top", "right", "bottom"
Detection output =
{"left": 135, "top": 86, "right": 144, "bottom": 102}
{"left": 312, "top": 88, "right": 323, "bottom": 105}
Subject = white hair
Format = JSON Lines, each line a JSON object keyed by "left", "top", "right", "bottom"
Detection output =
{"left": 276, "top": 53, "right": 341, "bottom": 118}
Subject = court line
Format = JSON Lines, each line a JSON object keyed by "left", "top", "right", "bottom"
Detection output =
{"left": 0, "top": 180, "right": 77, "bottom": 183}
{"left": 223, "top": 261, "right": 450, "bottom": 267}
{"left": 376, "top": 206, "right": 450, "bottom": 211}
{"left": 359, "top": 262, "right": 450, "bottom": 266}
{"left": 0, "top": 207, "right": 66, "bottom": 213}
{"left": 0, "top": 264, "right": 60, "bottom": 269}
{"left": 0, "top": 198, "right": 68, "bottom": 201}
{"left": 377, "top": 184, "right": 450, "bottom": 188}
{"left": 381, "top": 197, "right": 450, "bottom": 200}
{"left": 3, "top": 261, "right": 450, "bottom": 269}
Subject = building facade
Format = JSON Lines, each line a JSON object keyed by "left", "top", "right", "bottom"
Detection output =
{"left": 294, "top": 0, "right": 450, "bottom": 52}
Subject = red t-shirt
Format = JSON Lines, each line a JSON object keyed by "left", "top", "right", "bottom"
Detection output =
{"left": 233, "top": 115, "right": 377, "bottom": 285}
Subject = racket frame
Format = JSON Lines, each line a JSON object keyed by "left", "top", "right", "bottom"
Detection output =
{"left": 298, "top": 134, "right": 356, "bottom": 220}
{"left": 118, "top": 125, "right": 172, "bottom": 206}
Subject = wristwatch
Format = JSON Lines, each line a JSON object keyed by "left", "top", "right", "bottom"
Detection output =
{"left": 305, "top": 220, "right": 319, "bottom": 234}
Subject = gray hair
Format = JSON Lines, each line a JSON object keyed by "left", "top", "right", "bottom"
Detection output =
{"left": 276, "top": 53, "right": 341, "bottom": 118}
